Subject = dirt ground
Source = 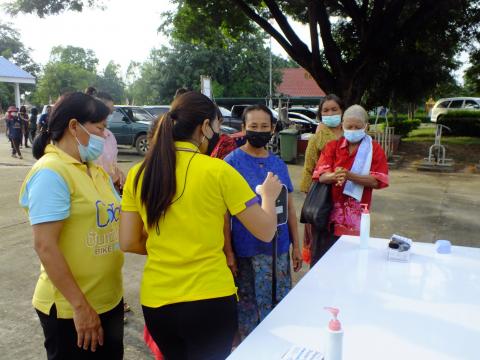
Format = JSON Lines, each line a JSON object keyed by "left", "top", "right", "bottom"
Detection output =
{"left": 1, "top": 136, "right": 479, "bottom": 359}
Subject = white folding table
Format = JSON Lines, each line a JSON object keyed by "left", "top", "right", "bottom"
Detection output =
{"left": 228, "top": 236, "right": 480, "bottom": 360}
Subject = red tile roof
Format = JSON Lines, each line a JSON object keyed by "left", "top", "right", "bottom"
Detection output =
{"left": 277, "top": 68, "right": 326, "bottom": 97}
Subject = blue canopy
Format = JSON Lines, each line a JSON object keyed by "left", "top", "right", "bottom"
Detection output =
{"left": 0, "top": 56, "right": 35, "bottom": 84}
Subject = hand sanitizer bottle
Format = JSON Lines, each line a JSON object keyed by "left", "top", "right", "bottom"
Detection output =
{"left": 360, "top": 203, "right": 370, "bottom": 249}
{"left": 324, "top": 307, "right": 343, "bottom": 360}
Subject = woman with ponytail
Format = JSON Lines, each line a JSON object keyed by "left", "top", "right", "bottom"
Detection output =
{"left": 19, "top": 92, "right": 125, "bottom": 359}
{"left": 120, "top": 91, "right": 282, "bottom": 360}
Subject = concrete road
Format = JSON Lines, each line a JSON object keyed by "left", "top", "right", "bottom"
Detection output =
{"left": 1, "top": 137, "right": 479, "bottom": 359}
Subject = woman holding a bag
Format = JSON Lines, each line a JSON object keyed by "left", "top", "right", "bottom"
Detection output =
{"left": 311, "top": 105, "right": 389, "bottom": 256}
{"left": 300, "top": 95, "right": 344, "bottom": 266}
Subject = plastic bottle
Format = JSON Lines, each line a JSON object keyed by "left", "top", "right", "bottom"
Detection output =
{"left": 324, "top": 307, "right": 343, "bottom": 360}
{"left": 359, "top": 203, "right": 370, "bottom": 249}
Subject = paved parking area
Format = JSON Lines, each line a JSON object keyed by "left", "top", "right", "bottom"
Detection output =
{"left": 1, "top": 138, "right": 479, "bottom": 359}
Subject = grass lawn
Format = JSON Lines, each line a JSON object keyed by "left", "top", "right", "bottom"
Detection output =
{"left": 403, "top": 124, "right": 480, "bottom": 145}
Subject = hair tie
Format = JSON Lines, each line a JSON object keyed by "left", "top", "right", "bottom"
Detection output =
{"left": 169, "top": 111, "right": 178, "bottom": 120}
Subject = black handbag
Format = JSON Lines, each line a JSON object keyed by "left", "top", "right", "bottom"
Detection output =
{"left": 300, "top": 181, "right": 332, "bottom": 229}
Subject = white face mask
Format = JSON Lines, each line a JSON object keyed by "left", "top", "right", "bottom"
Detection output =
{"left": 343, "top": 126, "right": 367, "bottom": 143}
{"left": 75, "top": 123, "right": 106, "bottom": 162}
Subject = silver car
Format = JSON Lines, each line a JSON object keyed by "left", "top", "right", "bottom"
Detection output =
{"left": 430, "top": 97, "right": 480, "bottom": 122}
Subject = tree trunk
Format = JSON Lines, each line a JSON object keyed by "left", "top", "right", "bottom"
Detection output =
{"left": 310, "top": 65, "right": 369, "bottom": 107}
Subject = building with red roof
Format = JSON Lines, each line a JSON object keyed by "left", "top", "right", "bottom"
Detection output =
{"left": 276, "top": 68, "right": 325, "bottom": 97}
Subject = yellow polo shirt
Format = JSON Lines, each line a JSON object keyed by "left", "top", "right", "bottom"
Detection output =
{"left": 19, "top": 144, "right": 124, "bottom": 318}
{"left": 122, "top": 141, "right": 257, "bottom": 308}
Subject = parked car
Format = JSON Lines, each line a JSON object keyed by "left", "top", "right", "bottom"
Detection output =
{"left": 430, "top": 97, "right": 480, "bottom": 122}
{"left": 220, "top": 125, "right": 238, "bottom": 135}
{"left": 287, "top": 112, "right": 319, "bottom": 133}
{"left": 107, "top": 106, "right": 154, "bottom": 155}
{"left": 220, "top": 105, "right": 247, "bottom": 130}
{"left": 230, "top": 104, "right": 250, "bottom": 119}
{"left": 143, "top": 105, "right": 170, "bottom": 118}
{"left": 289, "top": 106, "right": 318, "bottom": 119}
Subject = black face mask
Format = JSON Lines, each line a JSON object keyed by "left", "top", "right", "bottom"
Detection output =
{"left": 206, "top": 126, "right": 221, "bottom": 155}
{"left": 246, "top": 130, "right": 272, "bottom": 148}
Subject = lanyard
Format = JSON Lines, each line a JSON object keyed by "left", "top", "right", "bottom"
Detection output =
{"left": 176, "top": 147, "right": 200, "bottom": 153}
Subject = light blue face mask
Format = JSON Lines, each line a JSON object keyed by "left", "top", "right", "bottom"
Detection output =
{"left": 76, "top": 123, "right": 105, "bottom": 162}
{"left": 343, "top": 127, "right": 367, "bottom": 143}
{"left": 322, "top": 114, "right": 342, "bottom": 128}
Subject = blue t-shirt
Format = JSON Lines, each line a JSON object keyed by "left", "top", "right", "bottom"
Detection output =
{"left": 224, "top": 148, "right": 294, "bottom": 257}
{"left": 7, "top": 117, "right": 23, "bottom": 139}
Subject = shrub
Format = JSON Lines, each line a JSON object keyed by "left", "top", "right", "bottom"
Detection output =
{"left": 368, "top": 114, "right": 421, "bottom": 137}
{"left": 438, "top": 111, "right": 480, "bottom": 136}
{"left": 369, "top": 114, "right": 409, "bottom": 124}
{"left": 390, "top": 119, "right": 421, "bottom": 137}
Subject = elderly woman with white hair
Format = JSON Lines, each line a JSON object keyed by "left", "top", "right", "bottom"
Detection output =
{"left": 310, "top": 105, "right": 389, "bottom": 261}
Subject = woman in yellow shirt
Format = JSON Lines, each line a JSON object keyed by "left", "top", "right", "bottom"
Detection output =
{"left": 120, "top": 91, "right": 282, "bottom": 360}
{"left": 19, "top": 92, "right": 124, "bottom": 358}
{"left": 300, "top": 94, "right": 344, "bottom": 267}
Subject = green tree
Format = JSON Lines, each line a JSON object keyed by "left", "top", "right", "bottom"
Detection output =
{"left": 5, "top": 0, "right": 97, "bottom": 17}
{"left": 10, "top": 0, "right": 478, "bottom": 104}
{"left": 0, "top": 22, "right": 39, "bottom": 109}
{"left": 128, "top": 32, "right": 288, "bottom": 104}
{"left": 32, "top": 46, "right": 98, "bottom": 104}
{"left": 464, "top": 48, "right": 480, "bottom": 96}
{"left": 95, "top": 61, "right": 125, "bottom": 103}
{"left": 50, "top": 45, "right": 98, "bottom": 72}
{"left": 363, "top": 21, "right": 462, "bottom": 109}
{"left": 161, "top": 0, "right": 480, "bottom": 105}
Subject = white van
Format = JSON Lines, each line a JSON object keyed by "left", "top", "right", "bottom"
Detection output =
{"left": 430, "top": 97, "right": 480, "bottom": 122}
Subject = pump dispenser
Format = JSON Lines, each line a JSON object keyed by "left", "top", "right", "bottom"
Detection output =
{"left": 324, "top": 307, "right": 343, "bottom": 360}
{"left": 360, "top": 203, "right": 370, "bottom": 249}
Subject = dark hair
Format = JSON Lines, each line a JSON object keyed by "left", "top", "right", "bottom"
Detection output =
{"left": 241, "top": 104, "right": 274, "bottom": 125}
{"left": 317, "top": 94, "right": 345, "bottom": 121}
{"left": 134, "top": 91, "right": 217, "bottom": 229}
{"left": 174, "top": 88, "right": 189, "bottom": 99}
{"left": 96, "top": 91, "right": 114, "bottom": 102}
{"left": 32, "top": 92, "right": 110, "bottom": 159}
{"left": 19, "top": 105, "right": 27, "bottom": 113}
{"left": 31, "top": 107, "right": 38, "bottom": 116}
{"left": 85, "top": 86, "right": 97, "bottom": 97}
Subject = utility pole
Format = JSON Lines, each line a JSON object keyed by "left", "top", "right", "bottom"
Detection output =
{"left": 269, "top": 35, "right": 273, "bottom": 109}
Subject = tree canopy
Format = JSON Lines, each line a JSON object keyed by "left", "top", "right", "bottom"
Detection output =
{"left": 50, "top": 45, "right": 98, "bottom": 72}
{"left": 31, "top": 46, "right": 124, "bottom": 105}
{"left": 464, "top": 48, "right": 480, "bottom": 96}
{"left": 0, "top": 22, "right": 39, "bottom": 109}
{"left": 95, "top": 61, "right": 125, "bottom": 103}
{"left": 6, "top": 0, "right": 480, "bottom": 107}
{"left": 5, "top": 0, "right": 97, "bottom": 17}
{"left": 162, "top": 0, "right": 480, "bottom": 105}
{"left": 127, "top": 32, "right": 293, "bottom": 104}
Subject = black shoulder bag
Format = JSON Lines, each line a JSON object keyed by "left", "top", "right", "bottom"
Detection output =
{"left": 300, "top": 181, "right": 332, "bottom": 230}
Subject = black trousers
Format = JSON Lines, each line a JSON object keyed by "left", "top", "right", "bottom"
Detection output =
{"left": 143, "top": 295, "right": 237, "bottom": 360}
{"left": 11, "top": 137, "right": 21, "bottom": 156}
{"left": 29, "top": 128, "right": 36, "bottom": 143}
{"left": 310, "top": 226, "right": 339, "bottom": 267}
{"left": 36, "top": 300, "right": 124, "bottom": 360}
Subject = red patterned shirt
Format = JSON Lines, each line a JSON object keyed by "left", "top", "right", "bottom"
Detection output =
{"left": 313, "top": 137, "right": 389, "bottom": 236}
{"left": 210, "top": 134, "right": 238, "bottom": 159}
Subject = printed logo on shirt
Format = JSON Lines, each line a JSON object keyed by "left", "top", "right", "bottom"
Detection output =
{"left": 84, "top": 200, "right": 121, "bottom": 256}
{"left": 95, "top": 200, "right": 120, "bottom": 228}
